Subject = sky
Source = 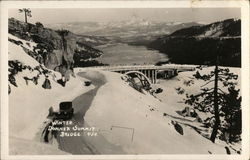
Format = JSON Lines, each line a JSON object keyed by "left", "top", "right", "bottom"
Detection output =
{"left": 9, "top": 8, "right": 240, "bottom": 24}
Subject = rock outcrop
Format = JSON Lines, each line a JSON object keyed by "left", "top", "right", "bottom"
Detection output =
{"left": 8, "top": 18, "right": 103, "bottom": 77}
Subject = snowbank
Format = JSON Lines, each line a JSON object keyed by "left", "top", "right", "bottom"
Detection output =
{"left": 154, "top": 66, "right": 241, "bottom": 151}
{"left": 9, "top": 73, "right": 93, "bottom": 139}
{"left": 78, "top": 69, "right": 229, "bottom": 154}
{"left": 154, "top": 66, "right": 241, "bottom": 118}
{"left": 8, "top": 34, "right": 94, "bottom": 154}
{"left": 9, "top": 40, "right": 40, "bottom": 68}
{"left": 10, "top": 137, "right": 69, "bottom": 155}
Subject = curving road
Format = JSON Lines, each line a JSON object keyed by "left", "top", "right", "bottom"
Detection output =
{"left": 56, "top": 71, "right": 105, "bottom": 154}
{"left": 56, "top": 71, "right": 125, "bottom": 155}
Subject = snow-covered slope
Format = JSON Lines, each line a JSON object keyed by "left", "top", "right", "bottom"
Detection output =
{"left": 8, "top": 34, "right": 94, "bottom": 154}
{"left": 169, "top": 18, "right": 241, "bottom": 38}
{"left": 154, "top": 67, "right": 241, "bottom": 152}
{"left": 76, "top": 69, "right": 236, "bottom": 154}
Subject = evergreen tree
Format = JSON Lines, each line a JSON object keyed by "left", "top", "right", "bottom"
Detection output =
{"left": 18, "top": 8, "right": 32, "bottom": 23}
{"left": 220, "top": 86, "right": 242, "bottom": 143}
{"left": 185, "top": 41, "right": 241, "bottom": 143}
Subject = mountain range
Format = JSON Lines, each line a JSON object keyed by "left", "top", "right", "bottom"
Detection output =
{"left": 46, "top": 19, "right": 202, "bottom": 44}
{"left": 148, "top": 18, "right": 241, "bottom": 67}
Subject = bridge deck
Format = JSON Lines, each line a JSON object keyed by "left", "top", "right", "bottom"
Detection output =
{"left": 74, "top": 64, "right": 197, "bottom": 84}
{"left": 75, "top": 64, "right": 196, "bottom": 72}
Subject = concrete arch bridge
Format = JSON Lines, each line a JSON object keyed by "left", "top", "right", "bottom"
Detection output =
{"left": 75, "top": 64, "right": 196, "bottom": 84}
{"left": 124, "top": 71, "right": 152, "bottom": 91}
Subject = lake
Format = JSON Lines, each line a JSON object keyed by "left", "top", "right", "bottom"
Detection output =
{"left": 95, "top": 43, "right": 168, "bottom": 65}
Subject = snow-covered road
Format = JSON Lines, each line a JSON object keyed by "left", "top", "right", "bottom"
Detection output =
{"left": 57, "top": 71, "right": 106, "bottom": 154}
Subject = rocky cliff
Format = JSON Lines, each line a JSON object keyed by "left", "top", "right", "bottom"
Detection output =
{"left": 148, "top": 19, "right": 241, "bottom": 67}
{"left": 8, "top": 18, "right": 103, "bottom": 77}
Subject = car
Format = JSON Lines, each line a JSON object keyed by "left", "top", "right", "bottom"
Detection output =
{"left": 54, "top": 102, "right": 74, "bottom": 120}
{"left": 84, "top": 81, "right": 92, "bottom": 86}
{"left": 155, "top": 88, "right": 163, "bottom": 94}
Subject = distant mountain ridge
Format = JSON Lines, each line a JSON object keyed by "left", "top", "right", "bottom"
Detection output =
{"left": 148, "top": 18, "right": 241, "bottom": 67}
{"left": 46, "top": 20, "right": 201, "bottom": 42}
{"left": 170, "top": 18, "right": 240, "bottom": 38}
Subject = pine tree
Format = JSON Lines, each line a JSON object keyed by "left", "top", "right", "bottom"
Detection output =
{"left": 220, "top": 86, "right": 241, "bottom": 143}
{"left": 185, "top": 41, "right": 241, "bottom": 143}
{"left": 18, "top": 8, "right": 32, "bottom": 23}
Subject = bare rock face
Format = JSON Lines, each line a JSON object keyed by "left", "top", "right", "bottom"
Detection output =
{"left": 44, "top": 51, "right": 60, "bottom": 70}
{"left": 8, "top": 18, "right": 103, "bottom": 77}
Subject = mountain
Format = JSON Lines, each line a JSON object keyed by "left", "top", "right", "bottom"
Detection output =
{"left": 8, "top": 19, "right": 241, "bottom": 155}
{"left": 8, "top": 33, "right": 240, "bottom": 154}
{"left": 169, "top": 18, "right": 240, "bottom": 38}
{"left": 148, "top": 18, "right": 241, "bottom": 67}
{"left": 8, "top": 18, "right": 105, "bottom": 78}
{"left": 46, "top": 20, "right": 201, "bottom": 44}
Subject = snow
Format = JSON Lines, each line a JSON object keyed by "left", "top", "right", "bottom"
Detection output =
{"left": 8, "top": 32, "right": 241, "bottom": 155}
{"left": 151, "top": 66, "right": 240, "bottom": 125}
{"left": 8, "top": 34, "right": 37, "bottom": 51}
{"left": 8, "top": 34, "right": 94, "bottom": 154}
{"left": 75, "top": 68, "right": 235, "bottom": 154}
{"left": 84, "top": 37, "right": 97, "bottom": 43}
{"left": 198, "top": 23, "right": 224, "bottom": 37}
{"left": 8, "top": 41, "right": 40, "bottom": 68}
{"left": 10, "top": 137, "right": 69, "bottom": 155}
{"left": 9, "top": 72, "right": 93, "bottom": 139}
{"left": 197, "top": 21, "right": 209, "bottom": 25}
{"left": 153, "top": 66, "right": 241, "bottom": 150}
{"left": 172, "top": 22, "right": 182, "bottom": 25}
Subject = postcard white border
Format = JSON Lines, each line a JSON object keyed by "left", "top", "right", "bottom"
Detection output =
{"left": 1, "top": 1, "right": 249, "bottom": 160}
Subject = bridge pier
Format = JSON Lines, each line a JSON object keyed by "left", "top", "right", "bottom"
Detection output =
{"left": 146, "top": 70, "right": 150, "bottom": 83}
{"left": 154, "top": 70, "right": 157, "bottom": 84}
{"left": 152, "top": 70, "right": 155, "bottom": 84}
{"left": 151, "top": 69, "right": 157, "bottom": 84}
{"left": 144, "top": 69, "right": 157, "bottom": 84}
{"left": 147, "top": 70, "right": 152, "bottom": 81}
{"left": 149, "top": 70, "right": 152, "bottom": 83}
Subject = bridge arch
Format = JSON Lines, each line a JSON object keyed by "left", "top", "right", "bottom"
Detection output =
{"left": 125, "top": 71, "right": 151, "bottom": 90}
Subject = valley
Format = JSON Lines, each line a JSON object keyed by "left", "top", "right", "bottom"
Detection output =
{"left": 6, "top": 8, "right": 243, "bottom": 156}
{"left": 46, "top": 18, "right": 241, "bottom": 67}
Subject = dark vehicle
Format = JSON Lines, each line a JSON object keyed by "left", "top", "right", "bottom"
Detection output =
{"left": 84, "top": 81, "right": 92, "bottom": 86}
{"left": 155, "top": 88, "right": 163, "bottom": 94}
{"left": 54, "top": 102, "right": 74, "bottom": 120}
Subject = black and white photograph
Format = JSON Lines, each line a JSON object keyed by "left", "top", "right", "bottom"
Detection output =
{"left": 1, "top": 1, "right": 249, "bottom": 159}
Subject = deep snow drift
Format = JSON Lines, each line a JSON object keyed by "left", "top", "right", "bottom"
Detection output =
{"left": 8, "top": 34, "right": 94, "bottom": 154}
{"left": 75, "top": 67, "right": 240, "bottom": 154}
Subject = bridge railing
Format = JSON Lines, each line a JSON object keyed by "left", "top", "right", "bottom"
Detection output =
{"left": 75, "top": 64, "right": 197, "bottom": 72}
